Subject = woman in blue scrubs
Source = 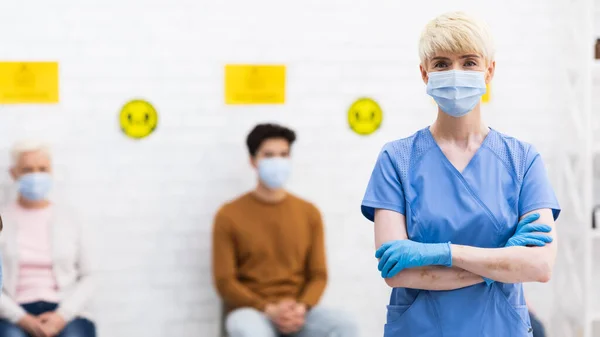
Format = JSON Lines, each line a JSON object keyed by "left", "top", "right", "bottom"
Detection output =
{"left": 361, "top": 12, "right": 560, "bottom": 337}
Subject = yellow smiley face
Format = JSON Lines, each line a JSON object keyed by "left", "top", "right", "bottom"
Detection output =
{"left": 119, "top": 99, "right": 158, "bottom": 139}
{"left": 348, "top": 98, "right": 383, "bottom": 136}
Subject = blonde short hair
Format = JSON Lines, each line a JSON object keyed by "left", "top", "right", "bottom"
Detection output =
{"left": 10, "top": 140, "right": 52, "bottom": 166}
{"left": 419, "top": 11, "right": 495, "bottom": 64}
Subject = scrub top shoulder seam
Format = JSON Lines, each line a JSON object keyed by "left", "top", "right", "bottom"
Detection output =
{"left": 522, "top": 148, "right": 539, "bottom": 177}
{"left": 386, "top": 141, "right": 405, "bottom": 182}
{"left": 479, "top": 144, "right": 523, "bottom": 212}
{"left": 388, "top": 132, "right": 437, "bottom": 213}
{"left": 479, "top": 143, "right": 523, "bottom": 186}
{"left": 399, "top": 130, "right": 438, "bottom": 196}
{"left": 404, "top": 143, "right": 436, "bottom": 214}
{"left": 406, "top": 145, "right": 438, "bottom": 182}
{"left": 384, "top": 141, "right": 412, "bottom": 214}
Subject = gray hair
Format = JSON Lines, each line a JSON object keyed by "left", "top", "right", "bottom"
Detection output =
{"left": 10, "top": 140, "right": 52, "bottom": 166}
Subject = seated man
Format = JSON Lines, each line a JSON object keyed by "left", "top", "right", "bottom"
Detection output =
{"left": 212, "top": 123, "right": 356, "bottom": 337}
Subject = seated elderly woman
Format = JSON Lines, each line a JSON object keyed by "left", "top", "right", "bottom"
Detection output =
{"left": 0, "top": 140, "right": 96, "bottom": 337}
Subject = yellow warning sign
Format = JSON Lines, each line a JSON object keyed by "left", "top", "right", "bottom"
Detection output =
{"left": 119, "top": 99, "right": 158, "bottom": 139}
{"left": 348, "top": 98, "right": 383, "bottom": 136}
{"left": 0, "top": 62, "right": 59, "bottom": 104}
{"left": 482, "top": 83, "right": 491, "bottom": 103}
{"left": 225, "top": 65, "right": 285, "bottom": 104}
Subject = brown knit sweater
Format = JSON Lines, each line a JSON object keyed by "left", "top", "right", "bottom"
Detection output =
{"left": 212, "top": 192, "right": 327, "bottom": 313}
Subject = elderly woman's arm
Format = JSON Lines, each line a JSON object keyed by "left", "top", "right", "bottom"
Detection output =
{"left": 376, "top": 210, "right": 485, "bottom": 290}
{"left": 450, "top": 209, "right": 557, "bottom": 283}
{"left": 56, "top": 224, "right": 95, "bottom": 322}
{"left": 0, "top": 290, "right": 27, "bottom": 323}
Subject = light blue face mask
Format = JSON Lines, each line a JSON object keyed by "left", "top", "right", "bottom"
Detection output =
{"left": 426, "top": 70, "right": 487, "bottom": 117}
{"left": 258, "top": 157, "right": 291, "bottom": 190}
{"left": 18, "top": 172, "right": 52, "bottom": 201}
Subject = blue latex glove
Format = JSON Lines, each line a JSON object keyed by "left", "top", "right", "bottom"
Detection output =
{"left": 375, "top": 240, "right": 452, "bottom": 278}
{"left": 483, "top": 213, "right": 553, "bottom": 285}
{"left": 507, "top": 213, "right": 553, "bottom": 247}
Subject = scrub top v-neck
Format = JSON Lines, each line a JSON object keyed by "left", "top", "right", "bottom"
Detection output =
{"left": 361, "top": 127, "right": 560, "bottom": 337}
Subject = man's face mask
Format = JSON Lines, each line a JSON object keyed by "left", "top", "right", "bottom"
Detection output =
{"left": 258, "top": 157, "right": 291, "bottom": 190}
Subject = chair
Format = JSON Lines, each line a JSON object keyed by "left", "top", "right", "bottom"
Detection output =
{"left": 220, "top": 302, "right": 228, "bottom": 337}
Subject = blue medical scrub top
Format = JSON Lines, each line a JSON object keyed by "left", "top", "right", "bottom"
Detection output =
{"left": 361, "top": 127, "right": 560, "bottom": 337}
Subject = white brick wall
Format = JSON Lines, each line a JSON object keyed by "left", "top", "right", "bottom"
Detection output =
{"left": 595, "top": 1, "right": 600, "bottom": 38}
{"left": 0, "top": 1, "right": 572, "bottom": 336}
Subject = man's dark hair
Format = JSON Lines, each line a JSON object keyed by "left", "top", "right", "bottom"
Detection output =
{"left": 246, "top": 123, "right": 296, "bottom": 157}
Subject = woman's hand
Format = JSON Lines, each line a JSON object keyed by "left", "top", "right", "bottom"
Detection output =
{"left": 483, "top": 213, "right": 553, "bottom": 285}
{"left": 17, "top": 314, "right": 48, "bottom": 337}
{"left": 506, "top": 213, "right": 553, "bottom": 247}
{"left": 38, "top": 312, "right": 66, "bottom": 337}
{"left": 376, "top": 240, "right": 452, "bottom": 278}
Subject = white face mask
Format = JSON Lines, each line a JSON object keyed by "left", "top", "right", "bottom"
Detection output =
{"left": 258, "top": 157, "right": 291, "bottom": 189}
{"left": 426, "top": 70, "right": 487, "bottom": 117}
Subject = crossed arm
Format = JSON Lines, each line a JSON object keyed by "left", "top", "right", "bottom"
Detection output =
{"left": 375, "top": 208, "right": 557, "bottom": 290}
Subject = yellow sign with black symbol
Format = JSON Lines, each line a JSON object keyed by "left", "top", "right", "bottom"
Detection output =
{"left": 225, "top": 65, "right": 286, "bottom": 104}
{"left": 348, "top": 98, "right": 383, "bottom": 136}
{"left": 119, "top": 99, "right": 158, "bottom": 139}
{"left": 0, "top": 62, "right": 59, "bottom": 104}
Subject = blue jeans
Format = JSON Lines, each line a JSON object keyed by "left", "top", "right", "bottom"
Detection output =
{"left": 0, "top": 301, "right": 96, "bottom": 337}
{"left": 530, "top": 312, "right": 546, "bottom": 337}
{"left": 226, "top": 306, "right": 357, "bottom": 337}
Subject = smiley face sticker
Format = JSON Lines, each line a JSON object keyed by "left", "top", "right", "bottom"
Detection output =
{"left": 347, "top": 97, "right": 383, "bottom": 136}
{"left": 119, "top": 99, "right": 158, "bottom": 139}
